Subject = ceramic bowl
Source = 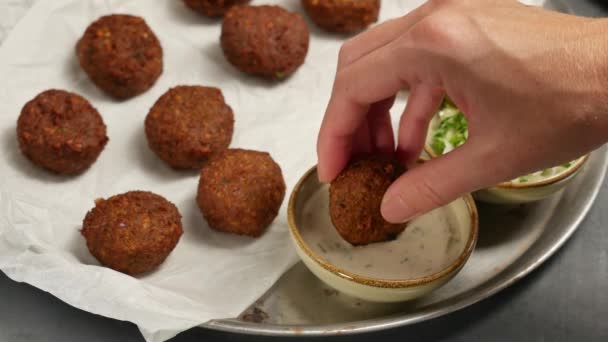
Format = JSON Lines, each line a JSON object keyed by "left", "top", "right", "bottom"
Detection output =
{"left": 288, "top": 166, "right": 479, "bottom": 303}
{"left": 424, "top": 114, "right": 589, "bottom": 204}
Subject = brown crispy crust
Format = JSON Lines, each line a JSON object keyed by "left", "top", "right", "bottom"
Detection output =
{"left": 76, "top": 14, "right": 163, "bottom": 99}
{"left": 16, "top": 89, "right": 108, "bottom": 175}
{"left": 183, "top": 0, "right": 251, "bottom": 17}
{"left": 329, "top": 156, "right": 407, "bottom": 246}
{"left": 81, "top": 191, "right": 183, "bottom": 275}
{"left": 301, "top": 0, "right": 380, "bottom": 33}
{"left": 221, "top": 5, "right": 310, "bottom": 80}
{"left": 197, "top": 149, "right": 286, "bottom": 237}
{"left": 145, "top": 86, "right": 234, "bottom": 169}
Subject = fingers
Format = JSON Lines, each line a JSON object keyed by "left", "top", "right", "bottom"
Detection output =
{"left": 317, "top": 41, "right": 409, "bottom": 182}
{"left": 316, "top": 1, "right": 443, "bottom": 182}
{"left": 381, "top": 144, "right": 491, "bottom": 223}
{"left": 368, "top": 97, "right": 396, "bottom": 156}
{"left": 396, "top": 83, "right": 444, "bottom": 166}
{"left": 351, "top": 119, "right": 373, "bottom": 156}
{"left": 317, "top": 99, "right": 366, "bottom": 183}
{"left": 316, "top": 2, "right": 434, "bottom": 182}
{"left": 337, "top": 2, "right": 431, "bottom": 69}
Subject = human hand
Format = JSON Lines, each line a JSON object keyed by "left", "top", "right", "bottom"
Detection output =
{"left": 317, "top": 0, "right": 608, "bottom": 223}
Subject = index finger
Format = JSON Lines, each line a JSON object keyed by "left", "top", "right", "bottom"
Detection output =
{"left": 316, "top": 3, "right": 435, "bottom": 183}
{"left": 316, "top": 41, "right": 410, "bottom": 182}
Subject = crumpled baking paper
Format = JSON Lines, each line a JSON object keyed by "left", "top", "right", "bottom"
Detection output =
{"left": 0, "top": 0, "right": 545, "bottom": 341}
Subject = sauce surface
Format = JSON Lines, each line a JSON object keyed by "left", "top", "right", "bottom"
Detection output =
{"left": 300, "top": 185, "right": 467, "bottom": 280}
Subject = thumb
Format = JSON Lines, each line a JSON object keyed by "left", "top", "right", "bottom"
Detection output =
{"left": 381, "top": 145, "right": 489, "bottom": 223}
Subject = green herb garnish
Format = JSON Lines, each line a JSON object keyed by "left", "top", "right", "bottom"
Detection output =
{"left": 431, "top": 138, "right": 446, "bottom": 155}
{"left": 430, "top": 98, "right": 580, "bottom": 183}
{"left": 431, "top": 98, "right": 468, "bottom": 155}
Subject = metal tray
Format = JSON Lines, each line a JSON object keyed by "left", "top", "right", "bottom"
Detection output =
{"left": 202, "top": 146, "right": 608, "bottom": 336}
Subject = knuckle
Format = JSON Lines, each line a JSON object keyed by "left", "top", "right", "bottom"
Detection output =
{"left": 406, "top": 13, "right": 466, "bottom": 52}
{"left": 410, "top": 14, "right": 449, "bottom": 43}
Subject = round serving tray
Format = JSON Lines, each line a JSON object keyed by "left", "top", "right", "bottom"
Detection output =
{"left": 203, "top": 146, "right": 608, "bottom": 336}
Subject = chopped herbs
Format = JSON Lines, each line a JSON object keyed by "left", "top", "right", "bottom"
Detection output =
{"left": 541, "top": 169, "right": 553, "bottom": 177}
{"left": 430, "top": 97, "right": 579, "bottom": 183}
{"left": 317, "top": 243, "right": 327, "bottom": 254}
{"left": 431, "top": 98, "right": 468, "bottom": 155}
{"left": 431, "top": 137, "right": 446, "bottom": 156}
{"left": 512, "top": 162, "right": 577, "bottom": 184}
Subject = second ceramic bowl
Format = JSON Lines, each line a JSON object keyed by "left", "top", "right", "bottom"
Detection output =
{"left": 424, "top": 113, "right": 589, "bottom": 204}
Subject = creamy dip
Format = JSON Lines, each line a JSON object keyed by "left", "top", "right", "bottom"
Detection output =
{"left": 430, "top": 99, "right": 577, "bottom": 184}
{"left": 511, "top": 163, "right": 572, "bottom": 183}
{"left": 299, "top": 185, "right": 467, "bottom": 280}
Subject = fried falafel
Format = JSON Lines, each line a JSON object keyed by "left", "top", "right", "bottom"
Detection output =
{"left": 81, "top": 191, "right": 183, "bottom": 275}
{"left": 301, "top": 0, "right": 380, "bottom": 33}
{"left": 221, "top": 5, "right": 310, "bottom": 80}
{"left": 329, "top": 156, "right": 407, "bottom": 246}
{"left": 76, "top": 14, "right": 163, "bottom": 99}
{"left": 145, "top": 85, "right": 234, "bottom": 169}
{"left": 197, "top": 149, "right": 286, "bottom": 237}
{"left": 183, "top": 0, "right": 251, "bottom": 17}
{"left": 16, "top": 89, "right": 108, "bottom": 175}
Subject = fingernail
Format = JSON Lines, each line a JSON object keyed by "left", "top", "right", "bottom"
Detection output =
{"left": 317, "top": 168, "right": 330, "bottom": 183}
{"left": 317, "top": 164, "right": 328, "bottom": 182}
{"left": 381, "top": 194, "right": 416, "bottom": 223}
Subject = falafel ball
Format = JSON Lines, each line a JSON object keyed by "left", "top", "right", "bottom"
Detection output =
{"left": 16, "top": 89, "right": 108, "bottom": 175}
{"left": 301, "top": 0, "right": 380, "bottom": 33}
{"left": 221, "top": 5, "right": 310, "bottom": 80}
{"left": 329, "top": 156, "right": 407, "bottom": 246}
{"left": 81, "top": 191, "right": 183, "bottom": 275}
{"left": 183, "top": 0, "right": 251, "bottom": 17}
{"left": 76, "top": 14, "right": 163, "bottom": 99}
{"left": 197, "top": 149, "right": 286, "bottom": 237}
{"left": 145, "top": 86, "right": 234, "bottom": 169}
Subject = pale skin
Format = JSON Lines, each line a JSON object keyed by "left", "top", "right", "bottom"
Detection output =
{"left": 317, "top": 0, "right": 608, "bottom": 223}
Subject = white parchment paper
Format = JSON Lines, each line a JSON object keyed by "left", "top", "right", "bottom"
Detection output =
{"left": 0, "top": 0, "right": 544, "bottom": 341}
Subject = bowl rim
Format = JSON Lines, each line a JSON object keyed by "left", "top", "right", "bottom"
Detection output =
{"left": 423, "top": 115, "right": 589, "bottom": 189}
{"left": 287, "top": 165, "right": 479, "bottom": 289}
{"left": 423, "top": 144, "right": 589, "bottom": 189}
{"left": 495, "top": 154, "right": 588, "bottom": 188}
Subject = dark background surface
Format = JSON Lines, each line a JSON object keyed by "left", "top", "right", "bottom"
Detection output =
{"left": 1, "top": 0, "right": 607, "bottom": 341}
